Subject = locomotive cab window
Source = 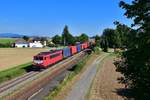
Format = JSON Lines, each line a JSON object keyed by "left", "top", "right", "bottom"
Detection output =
{"left": 34, "top": 57, "right": 43, "bottom": 60}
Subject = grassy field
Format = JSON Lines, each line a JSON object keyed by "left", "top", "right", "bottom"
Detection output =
{"left": 0, "top": 48, "right": 49, "bottom": 71}
{"left": 0, "top": 38, "right": 15, "bottom": 44}
{"left": 0, "top": 62, "right": 32, "bottom": 83}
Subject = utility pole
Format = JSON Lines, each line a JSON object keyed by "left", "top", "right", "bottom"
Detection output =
{"left": 64, "top": 36, "right": 66, "bottom": 46}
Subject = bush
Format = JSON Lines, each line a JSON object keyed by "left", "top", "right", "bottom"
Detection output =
{"left": 114, "top": 46, "right": 150, "bottom": 99}
{"left": 0, "top": 62, "right": 31, "bottom": 83}
{"left": 0, "top": 43, "right": 12, "bottom": 48}
{"left": 93, "top": 47, "right": 101, "bottom": 54}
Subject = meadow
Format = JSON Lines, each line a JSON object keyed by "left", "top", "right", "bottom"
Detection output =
{"left": 0, "top": 38, "right": 15, "bottom": 44}
{"left": 0, "top": 48, "right": 49, "bottom": 71}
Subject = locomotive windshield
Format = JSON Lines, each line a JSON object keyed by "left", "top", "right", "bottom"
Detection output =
{"left": 34, "top": 57, "right": 43, "bottom": 60}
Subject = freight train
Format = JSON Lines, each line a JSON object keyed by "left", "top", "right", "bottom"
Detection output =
{"left": 33, "top": 42, "right": 94, "bottom": 69}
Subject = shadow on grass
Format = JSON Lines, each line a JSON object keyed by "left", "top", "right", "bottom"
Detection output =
{"left": 113, "top": 88, "right": 134, "bottom": 100}
{"left": 67, "top": 65, "right": 76, "bottom": 71}
{"left": 23, "top": 65, "right": 41, "bottom": 72}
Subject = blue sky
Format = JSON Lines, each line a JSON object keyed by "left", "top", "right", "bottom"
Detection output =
{"left": 0, "top": 0, "right": 132, "bottom": 37}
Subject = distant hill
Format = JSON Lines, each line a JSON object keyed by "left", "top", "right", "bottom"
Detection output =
{"left": 0, "top": 33, "right": 24, "bottom": 38}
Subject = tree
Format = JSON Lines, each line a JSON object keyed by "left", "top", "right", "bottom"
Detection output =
{"left": 40, "top": 37, "right": 47, "bottom": 41}
{"left": 100, "top": 25, "right": 131, "bottom": 49}
{"left": 22, "top": 36, "right": 29, "bottom": 41}
{"left": 62, "top": 25, "right": 75, "bottom": 45}
{"left": 114, "top": 22, "right": 131, "bottom": 48}
{"left": 52, "top": 35, "right": 62, "bottom": 45}
{"left": 95, "top": 35, "right": 101, "bottom": 47}
{"left": 101, "top": 28, "right": 115, "bottom": 48}
{"left": 78, "top": 33, "right": 89, "bottom": 43}
{"left": 115, "top": 0, "right": 150, "bottom": 99}
{"left": 100, "top": 36, "right": 108, "bottom": 52}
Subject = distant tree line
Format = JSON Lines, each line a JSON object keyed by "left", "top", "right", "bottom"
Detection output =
{"left": 0, "top": 43, "right": 12, "bottom": 48}
{"left": 52, "top": 23, "right": 133, "bottom": 51}
{"left": 92, "top": 22, "right": 134, "bottom": 52}
{"left": 0, "top": 39, "right": 15, "bottom": 48}
{"left": 52, "top": 25, "right": 89, "bottom": 46}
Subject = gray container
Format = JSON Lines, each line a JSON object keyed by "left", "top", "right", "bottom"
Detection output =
{"left": 63, "top": 47, "right": 71, "bottom": 58}
{"left": 76, "top": 44, "right": 81, "bottom": 52}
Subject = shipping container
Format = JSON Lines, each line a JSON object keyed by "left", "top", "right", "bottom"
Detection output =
{"left": 81, "top": 44, "right": 84, "bottom": 50}
{"left": 76, "top": 44, "right": 81, "bottom": 52}
{"left": 63, "top": 47, "right": 71, "bottom": 58}
{"left": 87, "top": 42, "right": 90, "bottom": 47}
{"left": 85, "top": 42, "right": 88, "bottom": 49}
{"left": 69, "top": 46, "right": 77, "bottom": 55}
{"left": 81, "top": 43, "right": 88, "bottom": 49}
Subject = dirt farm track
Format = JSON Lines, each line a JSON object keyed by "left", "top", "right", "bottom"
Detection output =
{"left": 0, "top": 48, "right": 49, "bottom": 71}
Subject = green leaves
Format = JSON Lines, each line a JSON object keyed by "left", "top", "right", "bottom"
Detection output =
{"left": 22, "top": 36, "right": 29, "bottom": 41}
{"left": 77, "top": 33, "right": 89, "bottom": 43}
{"left": 115, "top": 0, "right": 150, "bottom": 99}
{"left": 52, "top": 25, "right": 89, "bottom": 46}
{"left": 52, "top": 35, "right": 62, "bottom": 45}
{"left": 62, "top": 25, "right": 76, "bottom": 45}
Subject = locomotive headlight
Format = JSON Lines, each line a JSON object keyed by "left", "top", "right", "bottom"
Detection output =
{"left": 34, "top": 60, "right": 43, "bottom": 64}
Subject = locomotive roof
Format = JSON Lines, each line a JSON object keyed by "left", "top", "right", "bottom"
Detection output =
{"left": 37, "top": 50, "right": 62, "bottom": 56}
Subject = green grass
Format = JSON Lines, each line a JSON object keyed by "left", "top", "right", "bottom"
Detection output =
{"left": 48, "top": 46, "right": 67, "bottom": 50}
{"left": 0, "top": 62, "right": 32, "bottom": 84}
{"left": 0, "top": 38, "right": 15, "bottom": 44}
{"left": 93, "top": 47, "right": 102, "bottom": 54}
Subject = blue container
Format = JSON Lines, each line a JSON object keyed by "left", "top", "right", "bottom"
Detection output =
{"left": 76, "top": 44, "right": 81, "bottom": 52}
{"left": 63, "top": 47, "right": 71, "bottom": 58}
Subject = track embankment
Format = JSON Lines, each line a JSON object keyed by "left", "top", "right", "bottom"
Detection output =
{"left": 66, "top": 53, "right": 109, "bottom": 100}
{"left": 53, "top": 53, "right": 109, "bottom": 100}
{"left": 88, "top": 55, "right": 125, "bottom": 100}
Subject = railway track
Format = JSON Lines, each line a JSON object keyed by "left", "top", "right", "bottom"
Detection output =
{"left": 0, "top": 71, "right": 39, "bottom": 93}
{"left": 0, "top": 51, "right": 86, "bottom": 99}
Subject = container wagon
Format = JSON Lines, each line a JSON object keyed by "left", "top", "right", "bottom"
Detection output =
{"left": 63, "top": 47, "right": 71, "bottom": 58}
{"left": 76, "top": 44, "right": 81, "bottom": 52}
{"left": 69, "top": 46, "right": 77, "bottom": 55}
{"left": 81, "top": 43, "right": 88, "bottom": 49}
{"left": 81, "top": 44, "right": 84, "bottom": 50}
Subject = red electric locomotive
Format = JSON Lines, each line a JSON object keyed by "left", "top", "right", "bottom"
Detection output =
{"left": 33, "top": 50, "right": 63, "bottom": 68}
{"left": 33, "top": 41, "right": 94, "bottom": 69}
